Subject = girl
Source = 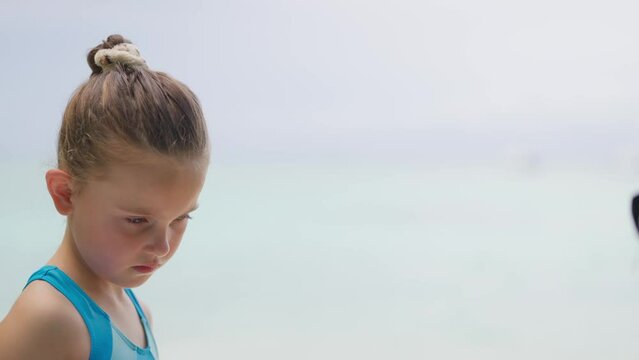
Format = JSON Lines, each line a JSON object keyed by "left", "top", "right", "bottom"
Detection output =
{"left": 0, "top": 34, "right": 209, "bottom": 359}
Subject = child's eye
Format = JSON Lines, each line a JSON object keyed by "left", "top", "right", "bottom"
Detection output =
{"left": 175, "top": 215, "right": 193, "bottom": 222}
{"left": 127, "top": 217, "right": 148, "bottom": 225}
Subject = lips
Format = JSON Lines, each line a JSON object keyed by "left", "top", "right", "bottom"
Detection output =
{"left": 133, "top": 263, "right": 159, "bottom": 273}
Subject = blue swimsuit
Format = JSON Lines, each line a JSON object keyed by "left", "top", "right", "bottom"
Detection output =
{"left": 24, "top": 265, "right": 160, "bottom": 360}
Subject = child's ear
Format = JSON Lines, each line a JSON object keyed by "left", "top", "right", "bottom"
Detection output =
{"left": 45, "top": 169, "right": 75, "bottom": 215}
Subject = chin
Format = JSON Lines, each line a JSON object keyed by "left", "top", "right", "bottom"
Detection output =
{"left": 122, "top": 278, "right": 150, "bottom": 289}
{"left": 114, "top": 272, "right": 152, "bottom": 288}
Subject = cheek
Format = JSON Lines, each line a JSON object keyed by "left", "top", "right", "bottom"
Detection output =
{"left": 165, "top": 228, "right": 187, "bottom": 258}
{"left": 78, "top": 218, "right": 138, "bottom": 263}
{"left": 72, "top": 213, "right": 108, "bottom": 254}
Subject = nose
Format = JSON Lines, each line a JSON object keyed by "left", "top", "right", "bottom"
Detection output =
{"left": 147, "top": 227, "right": 172, "bottom": 257}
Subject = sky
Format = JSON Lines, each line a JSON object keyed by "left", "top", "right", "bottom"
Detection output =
{"left": 2, "top": 0, "right": 639, "bottom": 167}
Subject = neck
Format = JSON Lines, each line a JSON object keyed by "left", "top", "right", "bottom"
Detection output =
{"left": 47, "top": 225, "right": 127, "bottom": 304}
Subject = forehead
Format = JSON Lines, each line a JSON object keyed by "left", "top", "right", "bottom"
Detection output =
{"left": 110, "top": 161, "right": 202, "bottom": 187}
{"left": 87, "top": 155, "right": 206, "bottom": 210}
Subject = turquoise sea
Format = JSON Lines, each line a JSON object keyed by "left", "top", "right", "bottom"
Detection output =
{"left": 2, "top": 161, "right": 639, "bottom": 359}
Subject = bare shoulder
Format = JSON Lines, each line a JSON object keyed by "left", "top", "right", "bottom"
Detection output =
{"left": 138, "top": 299, "right": 154, "bottom": 328}
{"left": 0, "top": 280, "right": 90, "bottom": 360}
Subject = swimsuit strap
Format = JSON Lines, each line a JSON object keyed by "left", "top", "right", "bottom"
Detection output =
{"left": 24, "top": 265, "right": 113, "bottom": 360}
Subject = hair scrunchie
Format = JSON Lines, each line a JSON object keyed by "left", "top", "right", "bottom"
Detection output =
{"left": 94, "top": 43, "right": 147, "bottom": 71}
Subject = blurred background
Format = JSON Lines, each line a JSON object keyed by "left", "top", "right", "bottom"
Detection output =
{"left": 2, "top": 0, "right": 639, "bottom": 358}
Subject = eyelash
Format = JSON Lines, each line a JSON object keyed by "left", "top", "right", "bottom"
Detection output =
{"left": 127, "top": 218, "right": 146, "bottom": 225}
{"left": 177, "top": 215, "right": 193, "bottom": 222}
{"left": 126, "top": 215, "right": 192, "bottom": 225}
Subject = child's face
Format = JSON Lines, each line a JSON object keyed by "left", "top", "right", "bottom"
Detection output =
{"left": 67, "top": 155, "right": 207, "bottom": 288}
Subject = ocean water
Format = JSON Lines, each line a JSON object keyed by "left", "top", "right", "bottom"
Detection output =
{"left": 1, "top": 161, "right": 639, "bottom": 359}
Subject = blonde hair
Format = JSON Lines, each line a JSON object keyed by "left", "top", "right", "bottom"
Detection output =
{"left": 57, "top": 34, "right": 209, "bottom": 193}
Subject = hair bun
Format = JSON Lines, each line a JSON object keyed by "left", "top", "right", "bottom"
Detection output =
{"left": 87, "top": 34, "right": 148, "bottom": 74}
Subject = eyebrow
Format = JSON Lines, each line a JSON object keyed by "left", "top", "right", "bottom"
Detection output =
{"left": 121, "top": 203, "right": 199, "bottom": 216}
